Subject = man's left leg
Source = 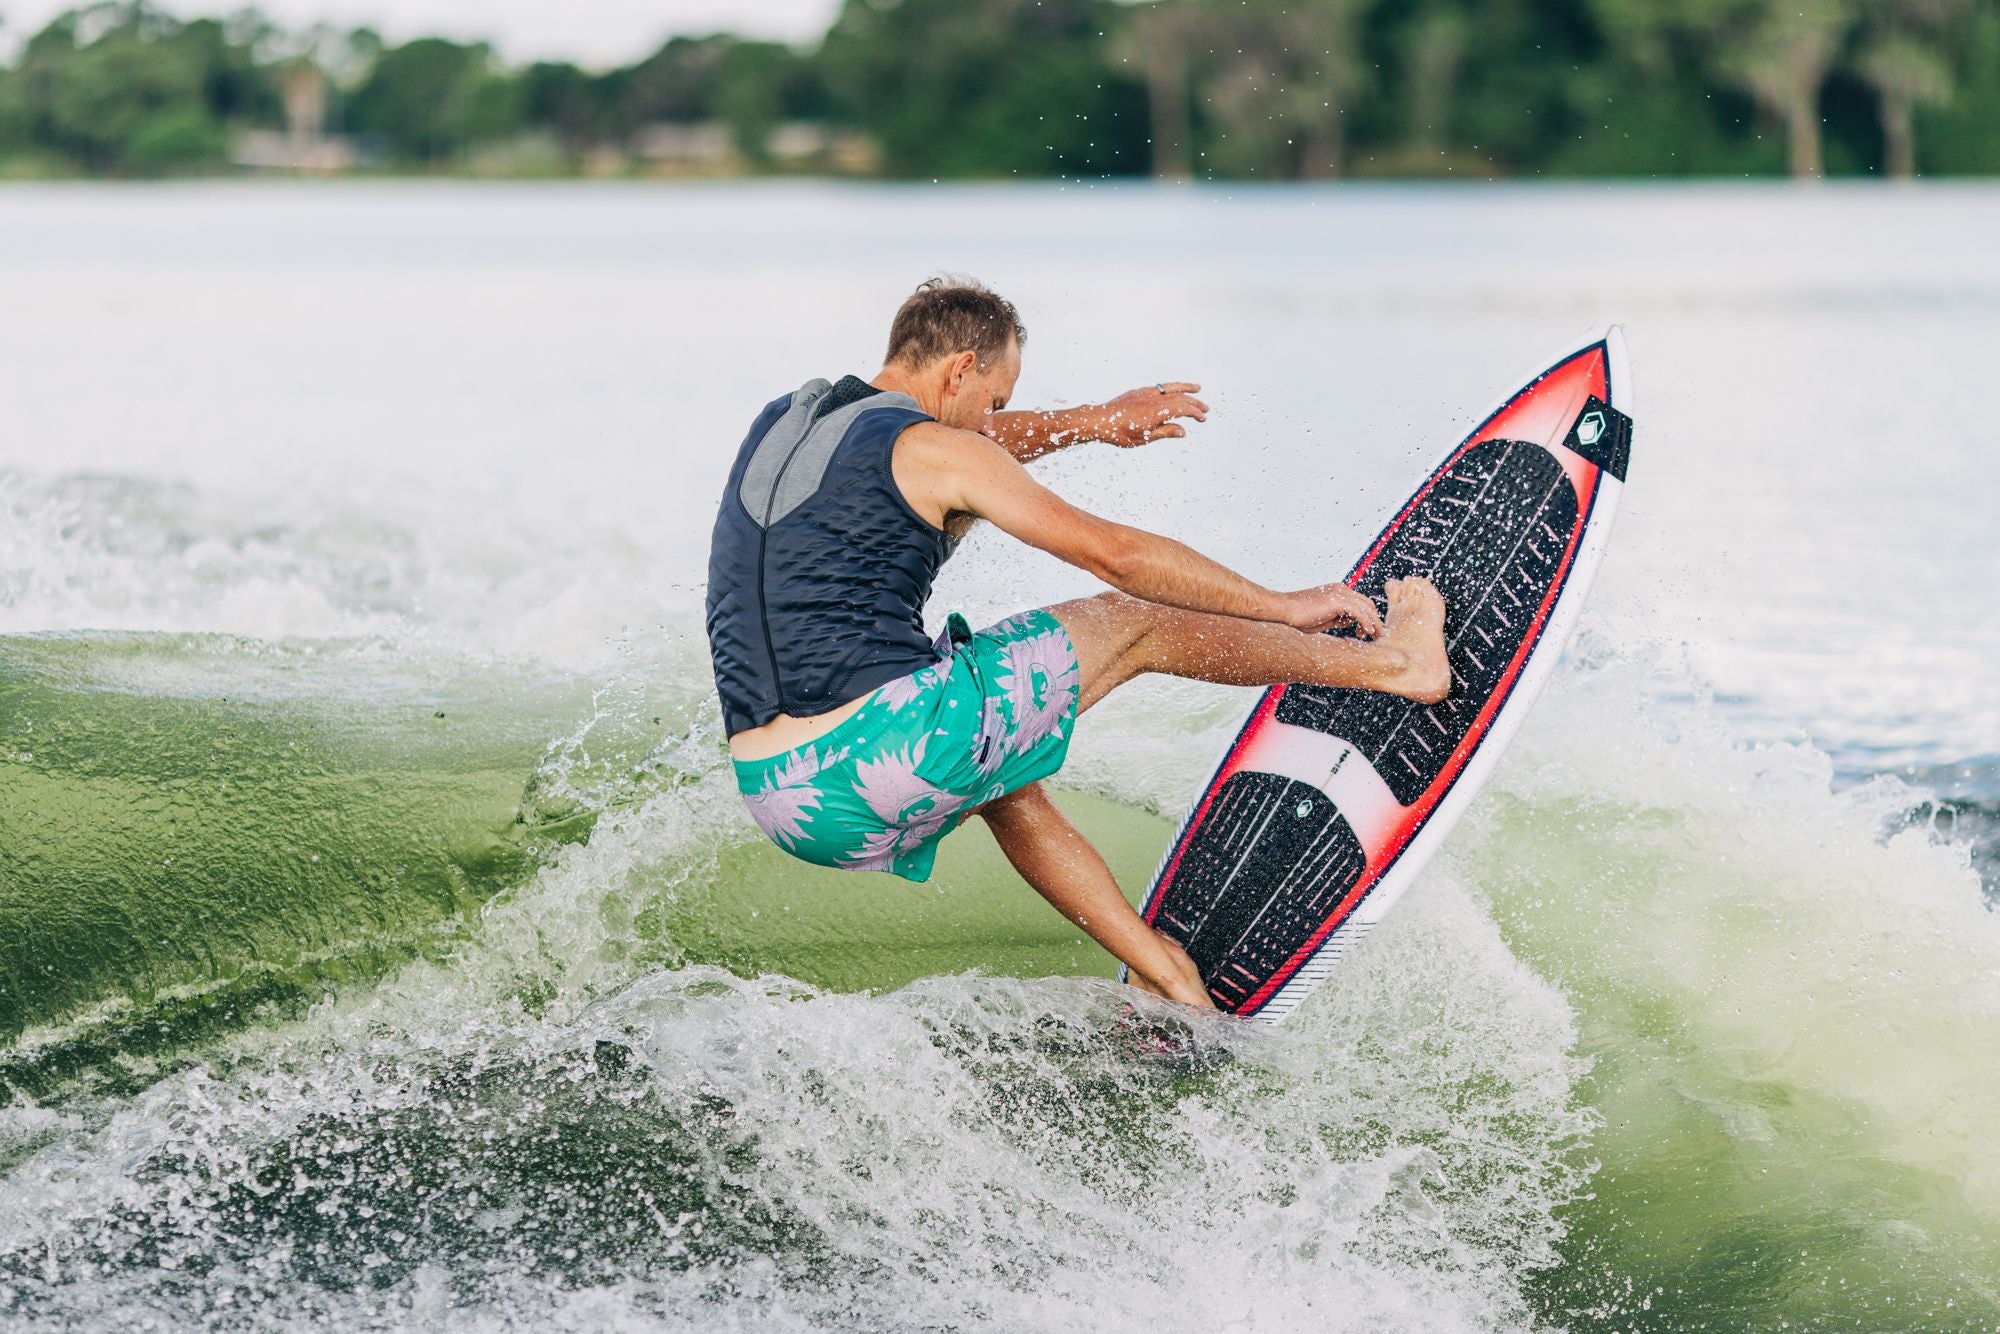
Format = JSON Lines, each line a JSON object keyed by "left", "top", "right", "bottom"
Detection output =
{"left": 976, "top": 782, "right": 1210, "bottom": 1007}
{"left": 977, "top": 581, "right": 1450, "bottom": 1009}
{"left": 1053, "top": 578, "right": 1449, "bottom": 712}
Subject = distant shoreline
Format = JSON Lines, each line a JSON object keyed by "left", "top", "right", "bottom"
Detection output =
{"left": 5, "top": 3, "right": 1997, "bottom": 185}
{"left": 4, "top": 174, "right": 1996, "bottom": 189}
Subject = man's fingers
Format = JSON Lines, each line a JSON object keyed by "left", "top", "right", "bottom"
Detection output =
{"left": 1338, "top": 587, "right": 1383, "bottom": 638}
{"left": 1102, "top": 384, "right": 1210, "bottom": 445}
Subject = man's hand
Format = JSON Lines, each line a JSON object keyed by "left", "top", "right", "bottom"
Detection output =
{"left": 1275, "top": 583, "right": 1384, "bottom": 638}
{"left": 1088, "top": 382, "right": 1209, "bottom": 448}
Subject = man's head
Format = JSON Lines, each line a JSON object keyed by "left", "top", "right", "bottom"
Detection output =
{"left": 882, "top": 277, "right": 1025, "bottom": 432}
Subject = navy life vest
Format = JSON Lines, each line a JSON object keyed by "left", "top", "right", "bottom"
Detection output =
{"left": 705, "top": 376, "right": 954, "bottom": 736}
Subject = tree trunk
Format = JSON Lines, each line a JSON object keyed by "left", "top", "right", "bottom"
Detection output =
{"left": 1142, "top": 30, "right": 1193, "bottom": 180}
{"left": 1880, "top": 92, "right": 1916, "bottom": 177}
{"left": 1407, "top": 19, "right": 1465, "bottom": 155}
{"left": 1298, "top": 117, "right": 1343, "bottom": 180}
{"left": 1785, "top": 62, "right": 1826, "bottom": 177}
{"left": 1411, "top": 80, "right": 1450, "bottom": 155}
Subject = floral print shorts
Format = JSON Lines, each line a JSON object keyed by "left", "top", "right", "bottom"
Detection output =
{"left": 732, "top": 609, "right": 1081, "bottom": 883}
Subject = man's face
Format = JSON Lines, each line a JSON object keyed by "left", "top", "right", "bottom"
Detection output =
{"left": 945, "top": 337, "right": 1022, "bottom": 433}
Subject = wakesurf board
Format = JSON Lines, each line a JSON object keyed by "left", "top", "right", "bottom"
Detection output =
{"left": 1138, "top": 328, "right": 1634, "bottom": 1021}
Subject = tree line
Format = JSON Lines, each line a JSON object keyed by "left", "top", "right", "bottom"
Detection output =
{"left": 0, "top": 0, "right": 1994, "bottom": 179}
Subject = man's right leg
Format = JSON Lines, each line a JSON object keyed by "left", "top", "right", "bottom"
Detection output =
{"left": 1050, "top": 577, "right": 1450, "bottom": 716}
{"left": 977, "top": 782, "right": 1211, "bottom": 1008}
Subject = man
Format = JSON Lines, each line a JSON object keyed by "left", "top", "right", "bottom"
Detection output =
{"left": 707, "top": 278, "right": 1448, "bottom": 1010}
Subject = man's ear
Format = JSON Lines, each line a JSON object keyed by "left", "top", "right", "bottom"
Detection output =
{"left": 947, "top": 349, "right": 977, "bottom": 393}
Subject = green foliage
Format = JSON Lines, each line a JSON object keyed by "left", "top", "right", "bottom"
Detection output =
{"left": 521, "top": 61, "right": 610, "bottom": 150}
{"left": 346, "top": 37, "right": 523, "bottom": 164}
{"left": 122, "top": 104, "right": 226, "bottom": 170}
{"left": 1194, "top": 0, "right": 1371, "bottom": 178}
{"left": 1536, "top": 47, "right": 1783, "bottom": 178}
{"left": 8, "top": 4, "right": 233, "bottom": 171}
{"left": 1425, "top": 0, "right": 1593, "bottom": 171}
{"left": 611, "top": 34, "right": 733, "bottom": 130}
{"left": 0, "top": 68, "right": 27, "bottom": 155}
{"left": 819, "top": 0, "right": 1148, "bottom": 178}
{"left": 712, "top": 42, "right": 803, "bottom": 163}
{"left": 1917, "top": 6, "right": 2000, "bottom": 172}
{"left": 0, "top": 0, "right": 1994, "bottom": 179}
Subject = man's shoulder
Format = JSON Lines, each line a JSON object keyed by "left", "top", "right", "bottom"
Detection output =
{"left": 893, "top": 420, "right": 1001, "bottom": 467}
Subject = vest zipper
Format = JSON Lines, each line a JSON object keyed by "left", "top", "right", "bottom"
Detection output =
{"left": 755, "top": 524, "right": 783, "bottom": 710}
{"left": 755, "top": 410, "right": 829, "bottom": 711}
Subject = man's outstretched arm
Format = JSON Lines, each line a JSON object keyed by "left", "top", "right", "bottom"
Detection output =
{"left": 898, "top": 425, "right": 1384, "bottom": 638}
{"left": 983, "top": 383, "right": 1209, "bottom": 463}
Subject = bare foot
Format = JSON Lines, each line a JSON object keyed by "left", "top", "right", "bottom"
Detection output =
{"left": 1125, "top": 931, "right": 1215, "bottom": 1009}
{"left": 1378, "top": 577, "right": 1451, "bottom": 704}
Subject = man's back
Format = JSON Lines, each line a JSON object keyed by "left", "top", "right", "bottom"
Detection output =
{"left": 704, "top": 375, "right": 944, "bottom": 737}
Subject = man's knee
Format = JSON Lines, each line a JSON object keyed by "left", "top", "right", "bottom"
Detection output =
{"left": 1093, "top": 589, "right": 1153, "bottom": 621}
{"left": 1080, "top": 590, "right": 1165, "bottom": 650}
{"left": 1048, "top": 591, "right": 1173, "bottom": 711}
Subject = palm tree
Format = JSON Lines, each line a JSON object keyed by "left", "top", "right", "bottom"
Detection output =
{"left": 1400, "top": 4, "right": 1470, "bottom": 157}
{"left": 1854, "top": 0, "right": 1966, "bottom": 177}
{"left": 1584, "top": 0, "right": 1860, "bottom": 178}
{"left": 1719, "top": 0, "right": 1856, "bottom": 178}
{"left": 1118, "top": 1, "right": 1207, "bottom": 179}
{"left": 1199, "top": 0, "right": 1368, "bottom": 179}
{"left": 1277, "top": 0, "right": 1371, "bottom": 178}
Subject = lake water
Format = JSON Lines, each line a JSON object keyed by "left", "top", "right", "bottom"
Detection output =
{"left": 1, "top": 181, "right": 1996, "bottom": 1331}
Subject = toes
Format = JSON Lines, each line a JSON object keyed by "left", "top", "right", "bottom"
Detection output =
{"left": 1396, "top": 578, "right": 1444, "bottom": 616}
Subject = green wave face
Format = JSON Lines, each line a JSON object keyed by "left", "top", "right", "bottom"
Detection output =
{"left": 0, "top": 633, "right": 1165, "bottom": 1100}
{"left": 3, "top": 639, "right": 1998, "bottom": 1331}
{"left": 0, "top": 821, "right": 1593, "bottom": 1333}
{"left": 0, "top": 635, "right": 596, "bottom": 1083}
{"left": 1464, "top": 677, "right": 2000, "bottom": 1330}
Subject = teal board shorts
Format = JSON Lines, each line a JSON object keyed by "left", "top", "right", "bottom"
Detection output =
{"left": 732, "top": 609, "right": 1080, "bottom": 883}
